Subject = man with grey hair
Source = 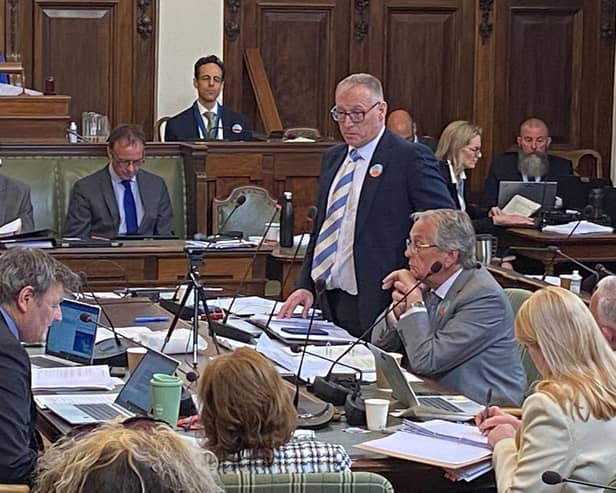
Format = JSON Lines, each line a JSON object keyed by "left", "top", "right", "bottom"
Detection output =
{"left": 371, "top": 209, "right": 526, "bottom": 406}
{"left": 481, "top": 117, "right": 573, "bottom": 210}
{"left": 279, "top": 73, "right": 454, "bottom": 337}
{"left": 590, "top": 275, "right": 616, "bottom": 350}
{"left": 0, "top": 248, "right": 80, "bottom": 484}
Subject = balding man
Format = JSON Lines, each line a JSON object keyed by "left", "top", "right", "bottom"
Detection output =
{"left": 590, "top": 276, "right": 616, "bottom": 350}
{"left": 386, "top": 109, "right": 437, "bottom": 151}
{"left": 480, "top": 118, "right": 573, "bottom": 209}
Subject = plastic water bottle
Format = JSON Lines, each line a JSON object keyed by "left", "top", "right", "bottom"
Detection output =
{"left": 570, "top": 270, "right": 582, "bottom": 294}
{"left": 279, "top": 191, "right": 294, "bottom": 247}
{"left": 67, "top": 122, "right": 78, "bottom": 144}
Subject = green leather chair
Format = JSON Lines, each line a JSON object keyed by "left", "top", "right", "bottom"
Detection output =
{"left": 220, "top": 472, "right": 394, "bottom": 493}
{"left": 605, "top": 474, "right": 616, "bottom": 492}
{"left": 504, "top": 288, "right": 542, "bottom": 395}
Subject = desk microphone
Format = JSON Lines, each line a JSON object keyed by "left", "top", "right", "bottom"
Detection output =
{"left": 541, "top": 470, "right": 616, "bottom": 491}
{"left": 80, "top": 313, "right": 198, "bottom": 383}
{"left": 222, "top": 202, "right": 282, "bottom": 323}
{"left": 312, "top": 261, "right": 442, "bottom": 405}
{"left": 194, "top": 194, "right": 246, "bottom": 242}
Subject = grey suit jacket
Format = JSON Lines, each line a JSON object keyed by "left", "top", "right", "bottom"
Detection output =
{"left": 64, "top": 166, "right": 174, "bottom": 238}
{"left": 0, "top": 174, "right": 34, "bottom": 233}
{"left": 371, "top": 266, "right": 526, "bottom": 406}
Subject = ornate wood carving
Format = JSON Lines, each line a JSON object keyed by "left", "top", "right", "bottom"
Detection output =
{"left": 136, "top": 0, "right": 152, "bottom": 39}
{"left": 479, "top": 0, "right": 494, "bottom": 44}
{"left": 354, "top": 0, "right": 369, "bottom": 41}
{"left": 600, "top": 0, "right": 616, "bottom": 39}
{"left": 8, "top": 0, "right": 19, "bottom": 54}
{"left": 225, "top": 0, "right": 241, "bottom": 41}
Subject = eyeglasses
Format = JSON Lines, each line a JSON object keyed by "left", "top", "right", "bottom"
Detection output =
{"left": 465, "top": 146, "right": 482, "bottom": 157}
{"left": 330, "top": 101, "right": 381, "bottom": 123}
{"left": 405, "top": 238, "right": 438, "bottom": 253}
{"left": 111, "top": 151, "right": 144, "bottom": 167}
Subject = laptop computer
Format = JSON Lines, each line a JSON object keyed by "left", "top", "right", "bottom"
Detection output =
{"left": 40, "top": 349, "right": 180, "bottom": 424}
{"left": 368, "top": 343, "right": 484, "bottom": 421}
{"left": 30, "top": 299, "right": 101, "bottom": 369}
{"left": 497, "top": 181, "right": 558, "bottom": 210}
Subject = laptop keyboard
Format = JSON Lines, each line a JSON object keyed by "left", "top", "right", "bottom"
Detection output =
{"left": 75, "top": 403, "right": 127, "bottom": 421}
{"left": 418, "top": 396, "right": 463, "bottom": 413}
{"left": 30, "top": 356, "right": 71, "bottom": 368}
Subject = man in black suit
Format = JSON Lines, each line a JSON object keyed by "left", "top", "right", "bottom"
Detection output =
{"left": 386, "top": 109, "right": 437, "bottom": 151}
{"left": 0, "top": 248, "right": 80, "bottom": 484}
{"left": 480, "top": 117, "right": 573, "bottom": 210}
{"left": 165, "top": 55, "right": 252, "bottom": 142}
{"left": 64, "top": 124, "right": 174, "bottom": 239}
{"left": 279, "top": 74, "right": 454, "bottom": 337}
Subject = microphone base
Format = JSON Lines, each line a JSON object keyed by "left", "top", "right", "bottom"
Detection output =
{"left": 344, "top": 392, "right": 366, "bottom": 426}
{"left": 93, "top": 339, "right": 129, "bottom": 367}
{"left": 312, "top": 375, "right": 354, "bottom": 406}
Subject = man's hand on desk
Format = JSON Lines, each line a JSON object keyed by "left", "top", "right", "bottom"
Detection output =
{"left": 278, "top": 288, "right": 314, "bottom": 318}
{"left": 382, "top": 269, "right": 423, "bottom": 320}
{"left": 489, "top": 207, "right": 535, "bottom": 227}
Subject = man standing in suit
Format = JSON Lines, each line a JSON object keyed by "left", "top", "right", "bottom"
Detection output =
{"left": 64, "top": 124, "right": 174, "bottom": 238}
{"left": 481, "top": 117, "right": 573, "bottom": 210}
{"left": 0, "top": 174, "right": 34, "bottom": 233}
{"left": 386, "top": 109, "right": 437, "bottom": 151}
{"left": 371, "top": 209, "right": 526, "bottom": 406}
{"left": 165, "top": 55, "right": 253, "bottom": 142}
{"left": 279, "top": 73, "right": 454, "bottom": 337}
{"left": 0, "top": 248, "right": 80, "bottom": 484}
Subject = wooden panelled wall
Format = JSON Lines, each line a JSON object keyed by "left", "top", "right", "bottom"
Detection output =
{"left": 0, "top": 0, "right": 157, "bottom": 139}
{"left": 224, "top": 0, "right": 616, "bottom": 198}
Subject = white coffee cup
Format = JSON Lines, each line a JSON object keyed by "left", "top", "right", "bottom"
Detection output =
{"left": 364, "top": 398, "right": 390, "bottom": 431}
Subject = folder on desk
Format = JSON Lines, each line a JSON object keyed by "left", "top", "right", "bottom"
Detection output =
{"left": 250, "top": 314, "right": 355, "bottom": 346}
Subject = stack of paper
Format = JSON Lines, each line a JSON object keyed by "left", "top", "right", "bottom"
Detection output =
{"left": 542, "top": 220, "right": 613, "bottom": 235}
{"left": 251, "top": 314, "right": 355, "bottom": 344}
{"left": 0, "top": 218, "right": 21, "bottom": 237}
{"left": 185, "top": 239, "right": 258, "bottom": 250}
{"left": 32, "top": 365, "right": 115, "bottom": 392}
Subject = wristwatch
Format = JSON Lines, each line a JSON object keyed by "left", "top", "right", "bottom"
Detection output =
{"left": 408, "top": 300, "right": 426, "bottom": 310}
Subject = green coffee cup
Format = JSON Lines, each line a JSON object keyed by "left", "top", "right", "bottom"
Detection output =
{"left": 150, "top": 373, "right": 182, "bottom": 426}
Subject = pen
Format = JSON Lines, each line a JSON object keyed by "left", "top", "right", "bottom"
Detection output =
{"left": 134, "top": 316, "right": 170, "bottom": 324}
{"left": 482, "top": 387, "right": 493, "bottom": 421}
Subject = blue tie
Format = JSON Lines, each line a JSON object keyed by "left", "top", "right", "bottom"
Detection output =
{"left": 311, "top": 148, "right": 362, "bottom": 283}
{"left": 122, "top": 180, "right": 138, "bottom": 234}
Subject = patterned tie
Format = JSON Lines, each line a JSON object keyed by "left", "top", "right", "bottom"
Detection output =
{"left": 426, "top": 291, "right": 442, "bottom": 320}
{"left": 204, "top": 111, "right": 216, "bottom": 138}
{"left": 122, "top": 180, "right": 138, "bottom": 234}
{"left": 311, "top": 149, "right": 361, "bottom": 283}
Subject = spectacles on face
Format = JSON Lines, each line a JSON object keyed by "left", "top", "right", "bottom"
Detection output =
{"left": 405, "top": 238, "right": 438, "bottom": 253}
{"left": 465, "top": 146, "right": 482, "bottom": 157}
{"left": 330, "top": 101, "right": 381, "bottom": 123}
{"left": 111, "top": 151, "right": 144, "bottom": 167}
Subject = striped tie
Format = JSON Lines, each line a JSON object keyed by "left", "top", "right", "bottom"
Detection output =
{"left": 311, "top": 149, "right": 361, "bottom": 283}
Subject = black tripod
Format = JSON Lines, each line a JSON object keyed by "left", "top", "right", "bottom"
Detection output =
{"left": 161, "top": 247, "right": 220, "bottom": 369}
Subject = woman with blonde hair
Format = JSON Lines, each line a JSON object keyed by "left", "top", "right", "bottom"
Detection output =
{"left": 198, "top": 347, "right": 351, "bottom": 473}
{"left": 477, "top": 287, "right": 616, "bottom": 492}
{"left": 436, "top": 120, "right": 533, "bottom": 231}
{"left": 32, "top": 418, "right": 221, "bottom": 493}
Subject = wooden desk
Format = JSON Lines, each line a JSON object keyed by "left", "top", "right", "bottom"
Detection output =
{"left": 0, "top": 95, "right": 71, "bottom": 143}
{"left": 502, "top": 228, "right": 616, "bottom": 275}
{"left": 48, "top": 240, "right": 271, "bottom": 296}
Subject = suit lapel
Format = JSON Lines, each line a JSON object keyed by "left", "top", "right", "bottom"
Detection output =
{"left": 436, "top": 268, "right": 473, "bottom": 326}
{"left": 102, "top": 168, "right": 121, "bottom": 231}
{"left": 135, "top": 171, "right": 153, "bottom": 231}
{"left": 355, "top": 131, "right": 391, "bottom": 235}
{"left": 0, "top": 179, "right": 7, "bottom": 225}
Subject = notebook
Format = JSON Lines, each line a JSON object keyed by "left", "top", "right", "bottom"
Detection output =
{"left": 30, "top": 299, "right": 101, "bottom": 369}
{"left": 40, "top": 349, "right": 179, "bottom": 424}
{"left": 368, "top": 344, "right": 483, "bottom": 420}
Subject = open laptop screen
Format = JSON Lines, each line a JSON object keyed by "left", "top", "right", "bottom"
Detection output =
{"left": 45, "top": 299, "right": 100, "bottom": 364}
{"left": 115, "top": 350, "right": 179, "bottom": 415}
{"left": 497, "top": 181, "right": 558, "bottom": 210}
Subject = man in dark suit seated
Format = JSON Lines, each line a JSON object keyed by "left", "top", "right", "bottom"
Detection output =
{"left": 0, "top": 248, "right": 80, "bottom": 484}
{"left": 64, "top": 124, "right": 174, "bottom": 239}
{"left": 164, "top": 55, "right": 253, "bottom": 142}
{"left": 480, "top": 117, "right": 573, "bottom": 212}
{"left": 279, "top": 73, "right": 454, "bottom": 337}
{"left": 386, "top": 108, "right": 437, "bottom": 151}
{"left": 371, "top": 209, "right": 526, "bottom": 406}
{"left": 0, "top": 174, "right": 34, "bottom": 233}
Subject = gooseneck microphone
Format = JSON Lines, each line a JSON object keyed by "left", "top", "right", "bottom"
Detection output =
{"left": 541, "top": 470, "right": 616, "bottom": 491}
{"left": 193, "top": 195, "right": 246, "bottom": 242}
{"left": 80, "top": 313, "right": 198, "bottom": 382}
{"left": 312, "top": 261, "right": 443, "bottom": 405}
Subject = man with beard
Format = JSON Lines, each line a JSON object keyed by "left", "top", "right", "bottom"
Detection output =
{"left": 480, "top": 118, "right": 573, "bottom": 213}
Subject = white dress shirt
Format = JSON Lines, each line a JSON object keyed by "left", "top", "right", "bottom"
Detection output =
{"left": 197, "top": 100, "right": 223, "bottom": 140}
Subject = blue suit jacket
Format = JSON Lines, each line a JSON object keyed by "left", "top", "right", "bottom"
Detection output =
{"left": 296, "top": 129, "right": 455, "bottom": 332}
{"left": 165, "top": 103, "right": 253, "bottom": 142}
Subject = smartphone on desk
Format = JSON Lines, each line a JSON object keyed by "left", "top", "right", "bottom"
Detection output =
{"left": 281, "top": 327, "right": 329, "bottom": 336}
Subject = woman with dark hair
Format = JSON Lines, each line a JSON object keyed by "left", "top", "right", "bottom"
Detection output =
{"left": 476, "top": 287, "right": 616, "bottom": 492}
{"left": 198, "top": 348, "right": 351, "bottom": 474}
